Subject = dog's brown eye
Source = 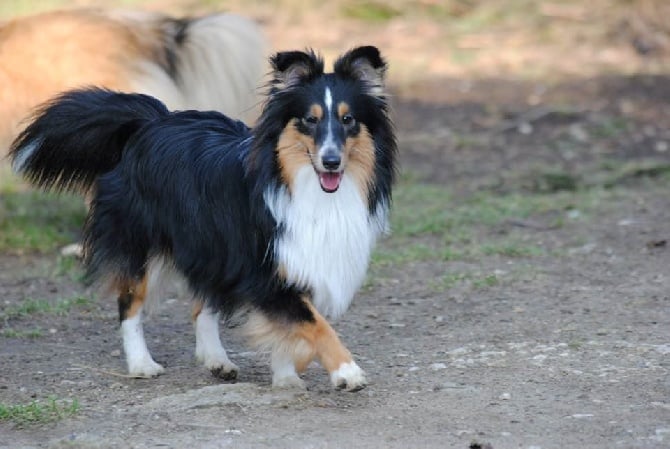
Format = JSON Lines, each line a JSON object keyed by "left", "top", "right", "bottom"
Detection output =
{"left": 341, "top": 114, "right": 355, "bottom": 126}
{"left": 303, "top": 116, "right": 318, "bottom": 126}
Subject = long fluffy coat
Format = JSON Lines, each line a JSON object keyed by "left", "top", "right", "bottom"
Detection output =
{"left": 10, "top": 46, "right": 396, "bottom": 391}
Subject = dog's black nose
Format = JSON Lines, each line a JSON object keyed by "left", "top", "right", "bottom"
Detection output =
{"left": 322, "top": 154, "right": 341, "bottom": 171}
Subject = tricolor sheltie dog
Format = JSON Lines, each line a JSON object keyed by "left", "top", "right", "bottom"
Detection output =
{"left": 10, "top": 46, "right": 396, "bottom": 391}
{"left": 0, "top": 8, "right": 266, "bottom": 151}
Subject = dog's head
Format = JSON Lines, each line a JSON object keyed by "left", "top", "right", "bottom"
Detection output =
{"left": 257, "top": 46, "right": 391, "bottom": 196}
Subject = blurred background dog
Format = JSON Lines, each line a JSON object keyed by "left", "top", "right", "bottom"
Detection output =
{"left": 0, "top": 8, "right": 267, "bottom": 153}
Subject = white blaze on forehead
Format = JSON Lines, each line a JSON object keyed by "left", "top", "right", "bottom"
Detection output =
{"left": 321, "top": 86, "right": 337, "bottom": 158}
{"left": 324, "top": 87, "right": 333, "bottom": 113}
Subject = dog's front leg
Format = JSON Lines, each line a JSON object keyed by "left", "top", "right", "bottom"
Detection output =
{"left": 192, "top": 299, "right": 239, "bottom": 380}
{"left": 245, "top": 299, "right": 366, "bottom": 391}
{"left": 297, "top": 302, "right": 367, "bottom": 391}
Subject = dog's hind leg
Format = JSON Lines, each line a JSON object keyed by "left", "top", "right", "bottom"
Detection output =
{"left": 117, "top": 276, "right": 165, "bottom": 377}
{"left": 192, "top": 299, "right": 239, "bottom": 381}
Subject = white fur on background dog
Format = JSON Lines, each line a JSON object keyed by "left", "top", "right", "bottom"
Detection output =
{"left": 162, "top": 13, "right": 267, "bottom": 122}
{"left": 264, "top": 166, "right": 388, "bottom": 319}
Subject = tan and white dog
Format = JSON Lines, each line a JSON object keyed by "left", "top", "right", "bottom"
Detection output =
{"left": 0, "top": 8, "right": 267, "bottom": 152}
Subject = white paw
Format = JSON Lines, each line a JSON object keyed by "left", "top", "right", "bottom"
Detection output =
{"left": 330, "top": 361, "right": 366, "bottom": 391}
{"left": 197, "top": 352, "right": 239, "bottom": 381}
{"left": 272, "top": 374, "right": 306, "bottom": 390}
{"left": 127, "top": 357, "right": 165, "bottom": 378}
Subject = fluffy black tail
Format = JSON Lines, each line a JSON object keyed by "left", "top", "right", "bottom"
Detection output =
{"left": 9, "top": 88, "right": 169, "bottom": 192}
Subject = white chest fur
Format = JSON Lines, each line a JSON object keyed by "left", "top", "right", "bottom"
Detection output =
{"left": 264, "top": 166, "right": 387, "bottom": 318}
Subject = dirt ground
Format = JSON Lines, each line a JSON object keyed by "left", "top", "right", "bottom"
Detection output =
{"left": 1, "top": 2, "right": 670, "bottom": 448}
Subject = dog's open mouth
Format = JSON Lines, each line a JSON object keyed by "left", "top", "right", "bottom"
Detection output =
{"left": 318, "top": 171, "right": 343, "bottom": 193}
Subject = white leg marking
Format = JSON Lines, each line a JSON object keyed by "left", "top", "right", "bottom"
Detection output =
{"left": 121, "top": 313, "right": 164, "bottom": 377}
{"left": 330, "top": 361, "right": 367, "bottom": 391}
{"left": 195, "top": 307, "right": 239, "bottom": 380}
{"left": 271, "top": 351, "right": 305, "bottom": 390}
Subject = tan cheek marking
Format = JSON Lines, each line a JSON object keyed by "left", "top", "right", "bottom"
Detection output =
{"left": 344, "top": 123, "right": 376, "bottom": 200}
{"left": 276, "top": 119, "right": 315, "bottom": 190}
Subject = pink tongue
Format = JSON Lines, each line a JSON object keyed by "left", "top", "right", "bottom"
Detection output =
{"left": 319, "top": 172, "right": 343, "bottom": 192}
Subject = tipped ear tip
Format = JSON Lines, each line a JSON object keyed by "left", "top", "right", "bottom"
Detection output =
{"left": 361, "top": 45, "right": 381, "bottom": 56}
{"left": 269, "top": 51, "right": 300, "bottom": 71}
{"left": 270, "top": 49, "right": 323, "bottom": 72}
{"left": 350, "top": 45, "right": 386, "bottom": 69}
{"left": 269, "top": 49, "right": 325, "bottom": 89}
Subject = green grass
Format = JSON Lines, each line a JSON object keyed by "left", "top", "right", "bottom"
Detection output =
{"left": 53, "top": 254, "right": 86, "bottom": 282}
{"left": 390, "top": 182, "right": 569, "bottom": 239}
{"left": 430, "top": 271, "right": 501, "bottom": 292}
{"left": 391, "top": 183, "right": 546, "bottom": 232}
{"left": 528, "top": 171, "right": 580, "bottom": 193}
{"left": 0, "top": 397, "right": 79, "bottom": 426}
{"left": 435, "top": 272, "right": 469, "bottom": 290}
{"left": 372, "top": 241, "right": 455, "bottom": 266}
{"left": 472, "top": 273, "right": 499, "bottom": 288}
{"left": 371, "top": 178, "right": 631, "bottom": 267}
{"left": 374, "top": 163, "right": 670, "bottom": 271}
{"left": 2, "top": 296, "right": 92, "bottom": 320}
{"left": 480, "top": 241, "right": 545, "bottom": 258}
{"left": 0, "top": 328, "right": 44, "bottom": 338}
{"left": 601, "top": 161, "right": 670, "bottom": 188}
{"left": 341, "top": 1, "right": 401, "bottom": 22}
{"left": 0, "top": 174, "right": 86, "bottom": 252}
{"left": 589, "top": 116, "right": 630, "bottom": 139}
{"left": 0, "top": 0, "right": 70, "bottom": 18}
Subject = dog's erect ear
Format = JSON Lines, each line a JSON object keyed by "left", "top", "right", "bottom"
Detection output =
{"left": 270, "top": 50, "right": 324, "bottom": 91}
{"left": 334, "top": 46, "right": 387, "bottom": 97}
